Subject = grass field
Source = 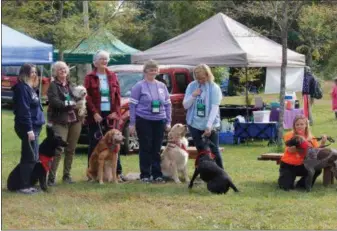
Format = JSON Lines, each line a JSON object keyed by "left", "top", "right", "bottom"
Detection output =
{"left": 1, "top": 82, "right": 337, "bottom": 230}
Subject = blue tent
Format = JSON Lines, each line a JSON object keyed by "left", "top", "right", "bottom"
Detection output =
{"left": 1, "top": 24, "right": 53, "bottom": 65}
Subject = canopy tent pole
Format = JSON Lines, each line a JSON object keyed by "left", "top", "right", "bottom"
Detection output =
{"left": 39, "top": 65, "right": 43, "bottom": 105}
{"left": 245, "top": 67, "right": 249, "bottom": 121}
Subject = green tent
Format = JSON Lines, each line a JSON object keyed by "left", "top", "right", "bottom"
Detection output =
{"left": 53, "top": 29, "right": 139, "bottom": 64}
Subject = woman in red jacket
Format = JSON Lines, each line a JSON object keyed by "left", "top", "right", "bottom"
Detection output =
{"left": 84, "top": 50, "right": 125, "bottom": 181}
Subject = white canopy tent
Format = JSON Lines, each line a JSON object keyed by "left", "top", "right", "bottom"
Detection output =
{"left": 131, "top": 13, "right": 305, "bottom": 67}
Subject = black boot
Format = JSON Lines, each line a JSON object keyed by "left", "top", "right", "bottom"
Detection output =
{"left": 335, "top": 112, "right": 337, "bottom": 119}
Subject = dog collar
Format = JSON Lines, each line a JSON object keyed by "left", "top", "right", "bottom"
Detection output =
{"left": 167, "top": 141, "right": 187, "bottom": 152}
{"left": 194, "top": 150, "right": 216, "bottom": 167}
{"left": 39, "top": 154, "right": 53, "bottom": 172}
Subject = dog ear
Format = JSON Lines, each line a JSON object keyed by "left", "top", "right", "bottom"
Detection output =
{"left": 46, "top": 126, "right": 54, "bottom": 137}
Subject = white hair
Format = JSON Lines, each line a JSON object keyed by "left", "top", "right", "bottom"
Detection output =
{"left": 93, "top": 50, "right": 110, "bottom": 66}
{"left": 52, "top": 61, "right": 70, "bottom": 78}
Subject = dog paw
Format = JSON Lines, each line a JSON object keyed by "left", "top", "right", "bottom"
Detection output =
{"left": 99, "top": 181, "right": 104, "bottom": 185}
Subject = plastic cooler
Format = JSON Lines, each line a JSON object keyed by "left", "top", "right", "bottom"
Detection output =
{"left": 219, "top": 131, "right": 234, "bottom": 145}
{"left": 253, "top": 110, "right": 271, "bottom": 123}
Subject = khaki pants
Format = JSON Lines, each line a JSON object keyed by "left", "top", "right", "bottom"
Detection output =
{"left": 48, "top": 121, "right": 82, "bottom": 181}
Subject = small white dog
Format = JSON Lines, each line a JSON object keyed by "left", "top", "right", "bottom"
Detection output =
{"left": 72, "top": 85, "right": 87, "bottom": 117}
{"left": 161, "top": 123, "right": 190, "bottom": 183}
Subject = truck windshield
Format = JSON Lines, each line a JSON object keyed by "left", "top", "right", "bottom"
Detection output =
{"left": 116, "top": 72, "right": 143, "bottom": 97}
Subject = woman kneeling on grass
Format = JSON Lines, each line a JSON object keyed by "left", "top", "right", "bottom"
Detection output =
{"left": 278, "top": 114, "right": 327, "bottom": 191}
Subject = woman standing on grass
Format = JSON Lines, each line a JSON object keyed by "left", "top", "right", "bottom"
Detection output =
{"left": 129, "top": 60, "right": 172, "bottom": 183}
{"left": 183, "top": 64, "right": 224, "bottom": 169}
{"left": 84, "top": 50, "right": 125, "bottom": 181}
{"left": 47, "top": 61, "right": 82, "bottom": 186}
{"left": 12, "top": 63, "right": 45, "bottom": 194}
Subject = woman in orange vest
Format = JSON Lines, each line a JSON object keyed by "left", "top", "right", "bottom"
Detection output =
{"left": 278, "top": 115, "right": 327, "bottom": 191}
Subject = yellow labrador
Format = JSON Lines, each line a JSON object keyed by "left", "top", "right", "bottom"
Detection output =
{"left": 161, "top": 124, "right": 190, "bottom": 183}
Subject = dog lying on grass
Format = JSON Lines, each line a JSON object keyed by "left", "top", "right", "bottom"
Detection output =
{"left": 7, "top": 126, "right": 68, "bottom": 192}
{"left": 188, "top": 136, "right": 239, "bottom": 194}
{"left": 161, "top": 123, "right": 190, "bottom": 183}
{"left": 285, "top": 135, "right": 337, "bottom": 192}
{"left": 87, "top": 129, "right": 124, "bottom": 184}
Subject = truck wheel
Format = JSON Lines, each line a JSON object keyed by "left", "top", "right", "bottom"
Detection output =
{"left": 121, "top": 122, "right": 139, "bottom": 155}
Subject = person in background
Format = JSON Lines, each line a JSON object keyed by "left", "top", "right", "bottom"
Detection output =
{"left": 183, "top": 64, "right": 224, "bottom": 169}
{"left": 129, "top": 60, "right": 171, "bottom": 183}
{"left": 84, "top": 50, "right": 125, "bottom": 182}
{"left": 331, "top": 77, "right": 337, "bottom": 119}
{"left": 12, "top": 63, "right": 45, "bottom": 194}
{"left": 47, "top": 61, "right": 82, "bottom": 185}
{"left": 278, "top": 115, "right": 327, "bottom": 191}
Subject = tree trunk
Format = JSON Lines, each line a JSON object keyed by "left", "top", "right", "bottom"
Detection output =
{"left": 306, "top": 47, "right": 313, "bottom": 67}
{"left": 277, "top": 0, "right": 288, "bottom": 145}
{"left": 59, "top": 50, "right": 64, "bottom": 61}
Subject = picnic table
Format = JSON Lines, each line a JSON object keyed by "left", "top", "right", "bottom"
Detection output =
{"left": 258, "top": 153, "right": 335, "bottom": 186}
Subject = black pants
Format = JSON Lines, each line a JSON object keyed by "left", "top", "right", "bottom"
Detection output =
{"left": 87, "top": 112, "right": 122, "bottom": 175}
{"left": 278, "top": 161, "right": 322, "bottom": 191}
{"left": 188, "top": 125, "right": 224, "bottom": 169}
{"left": 136, "top": 116, "right": 165, "bottom": 179}
{"left": 15, "top": 125, "right": 42, "bottom": 189}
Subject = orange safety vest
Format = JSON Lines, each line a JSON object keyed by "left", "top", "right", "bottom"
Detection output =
{"left": 281, "top": 131, "right": 319, "bottom": 166}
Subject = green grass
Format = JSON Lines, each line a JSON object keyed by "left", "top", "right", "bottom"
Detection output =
{"left": 2, "top": 82, "right": 337, "bottom": 230}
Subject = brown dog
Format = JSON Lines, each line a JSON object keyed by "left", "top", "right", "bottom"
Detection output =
{"left": 87, "top": 129, "right": 124, "bottom": 184}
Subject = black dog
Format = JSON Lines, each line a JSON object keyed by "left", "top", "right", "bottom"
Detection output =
{"left": 7, "top": 126, "right": 68, "bottom": 192}
{"left": 285, "top": 135, "right": 337, "bottom": 192}
{"left": 188, "top": 136, "right": 239, "bottom": 194}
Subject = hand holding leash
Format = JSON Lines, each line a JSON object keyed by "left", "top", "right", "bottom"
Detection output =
{"left": 27, "top": 131, "right": 35, "bottom": 141}
{"left": 94, "top": 113, "right": 103, "bottom": 123}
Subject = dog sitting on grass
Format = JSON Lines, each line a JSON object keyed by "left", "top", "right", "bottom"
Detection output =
{"left": 188, "top": 136, "right": 239, "bottom": 194}
{"left": 285, "top": 135, "right": 337, "bottom": 192}
{"left": 7, "top": 126, "right": 68, "bottom": 192}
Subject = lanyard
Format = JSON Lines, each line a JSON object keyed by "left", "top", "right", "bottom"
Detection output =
{"left": 145, "top": 81, "right": 159, "bottom": 101}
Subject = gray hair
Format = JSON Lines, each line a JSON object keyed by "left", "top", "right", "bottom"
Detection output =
{"left": 52, "top": 61, "right": 70, "bottom": 78}
{"left": 143, "top": 59, "right": 159, "bottom": 73}
{"left": 93, "top": 50, "right": 110, "bottom": 66}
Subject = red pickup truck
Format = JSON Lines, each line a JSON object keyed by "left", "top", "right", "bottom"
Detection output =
{"left": 79, "top": 64, "right": 195, "bottom": 154}
{"left": 1, "top": 66, "right": 51, "bottom": 104}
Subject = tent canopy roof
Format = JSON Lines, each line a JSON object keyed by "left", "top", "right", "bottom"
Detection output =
{"left": 54, "top": 29, "right": 139, "bottom": 64}
{"left": 2, "top": 24, "right": 53, "bottom": 65}
{"left": 131, "top": 13, "right": 305, "bottom": 67}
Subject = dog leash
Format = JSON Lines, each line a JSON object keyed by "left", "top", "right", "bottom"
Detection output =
{"left": 94, "top": 116, "right": 121, "bottom": 140}
{"left": 313, "top": 136, "right": 335, "bottom": 148}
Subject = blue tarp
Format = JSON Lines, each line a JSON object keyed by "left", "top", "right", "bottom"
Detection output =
{"left": 1, "top": 24, "right": 53, "bottom": 65}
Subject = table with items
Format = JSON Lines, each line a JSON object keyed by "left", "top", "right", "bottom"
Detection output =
{"left": 233, "top": 121, "right": 278, "bottom": 145}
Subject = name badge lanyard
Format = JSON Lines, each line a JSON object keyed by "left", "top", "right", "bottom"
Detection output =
{"left": 146, "top": 82, "right": 161, "bottom": 114}
{"left": 196, "top": 84, "right": 206, "bottom": 117}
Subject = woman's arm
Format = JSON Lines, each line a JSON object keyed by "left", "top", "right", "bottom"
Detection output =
{"left": 183, "top": 83, "right": 196, "bottom": 109}
{"left": 47, "top": 82, "right": 67, "bottom": 109}
{"left": 129, "top": 83, "right": 141, "bottom": 127}
{"left": 14, "top": 84, "right": 33, "bottom": 133}
{"left": 84, "top": 75, "right": 98, "bottom": 115}
{"left": 206, "top": 84, "right": 222, "bottom": 129}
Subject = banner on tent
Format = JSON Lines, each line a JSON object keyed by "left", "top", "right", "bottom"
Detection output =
{"left": 264, "top": 67, "right": 304, "bottom": 94}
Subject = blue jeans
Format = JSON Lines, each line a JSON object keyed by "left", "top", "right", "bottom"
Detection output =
{"left": 15, "top": 125, "right": 42, "bottom": 188}
{"left": 87, "top": 113, "right": 122, "bottom": 174}
{"left": 188, "top": 125, "right": 224, "bottom": 169}
{"left": 136, "top": 116, "right": 165, "bottom": 179}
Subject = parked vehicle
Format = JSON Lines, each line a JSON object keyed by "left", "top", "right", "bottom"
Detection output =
{"left": 79, "top": 64, "right": 195, "bottom": 154}
{"left": 1, "top": 66, "right": 51, "bottom": 104}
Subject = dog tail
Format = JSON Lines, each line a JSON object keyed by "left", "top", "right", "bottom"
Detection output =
{"left": 229, "top": 180, "right": 239, "bottom": 193}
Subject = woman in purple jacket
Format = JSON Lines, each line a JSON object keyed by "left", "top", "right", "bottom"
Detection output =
{"left": 129, "top": 60, "right": 172, "bottom": 183}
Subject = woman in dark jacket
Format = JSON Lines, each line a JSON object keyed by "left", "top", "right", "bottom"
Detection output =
{"left": 12, "top": 63, "right": 45, "bottom": 194}
{"left": 84, "top": 50, "right": 125, "bottom": 181}
{"left": 47, "top": 61, "right": 83, "bottom": 185}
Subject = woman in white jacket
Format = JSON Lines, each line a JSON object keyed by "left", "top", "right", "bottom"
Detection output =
{"left": 183, "top": 64, "right": 224, "bottom": 169}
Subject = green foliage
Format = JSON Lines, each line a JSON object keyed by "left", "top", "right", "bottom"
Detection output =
{"left": 296, "top": 4, "right": 337, "bottom": 68}
{"left": 211, "top": 66, "right": 228, "bottom": 85}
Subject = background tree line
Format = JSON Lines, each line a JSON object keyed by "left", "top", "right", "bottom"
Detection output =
{"left": 2, "top": 0, "right": 337, "bottom": 79}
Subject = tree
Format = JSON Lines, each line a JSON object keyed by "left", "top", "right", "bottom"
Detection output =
{"left": 296, "top": 4, "right": 337, "bottom": 69}
{"left": 243, "top": 1, "right": 304, "bottom": 145}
